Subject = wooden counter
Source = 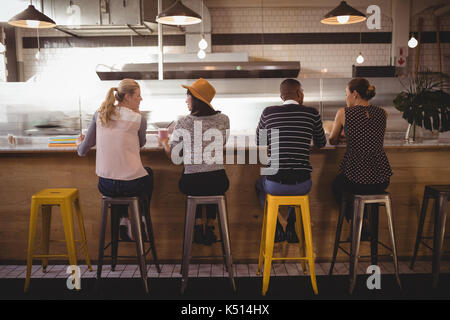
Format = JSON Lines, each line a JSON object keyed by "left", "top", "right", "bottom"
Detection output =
{"left": 1, "top": 143, "right": 449, "bottom": 264}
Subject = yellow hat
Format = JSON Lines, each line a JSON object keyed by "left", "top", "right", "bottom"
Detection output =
{"left": 182, "top": 78, "right": 216, "bottom": 110}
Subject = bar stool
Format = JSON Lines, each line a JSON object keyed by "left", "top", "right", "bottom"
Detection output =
{"left": 180, "top": 195, "right": 236, "bottom": 294}
{"left": 257, "top": 194, "right": 318, "bottom": 296}
{"left": 410, "top": 185, "right": 450, "bottom": 288}
{"left": 97, "top": 196, "right": 159, "bottom": 294}
{"left": 107, "top": 197, "right": 160, "bottom": 273}
{"left": 329, "top": 192, "right": 401, "bottom": 294}
{"left": 25, "top": 188, "right": 92, "bottom": 292}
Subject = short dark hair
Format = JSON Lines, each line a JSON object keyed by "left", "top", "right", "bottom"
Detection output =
{"left": 187, "top": 90, "right": 219, "bottom": 117}
{"left": 280, "top": 79, "right": 301, "bottom": 98}
{"left": 347, "top": 78, "right": 376, "bottom": 100}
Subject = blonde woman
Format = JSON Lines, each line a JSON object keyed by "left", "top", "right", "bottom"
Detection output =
{"left": 77, "top": 79, "right": 153, "bottom": 241}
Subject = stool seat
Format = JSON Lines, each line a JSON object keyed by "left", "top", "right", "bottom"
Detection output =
{"left": 257, "top": 194, "right": 318, "bottom": 295}
{"left": 411, "top": 184, "right": 450, "bottom": 288}
{"left": 97, "top": 195, "right": 159, "bottom": 294}
{"left": 25, "top": 188, "right": 92, "bottom": 292}
{"left": 329, "top": 192, "right": 401, "bottom": 294}
{"left": 32, "top": 188, "right": 79, "bottom": 200}
{"left": 181, "top": 195, "right": 236, "bottom": 294}
{"left": 424, "top": 185, "right": 450, "bottom": 199}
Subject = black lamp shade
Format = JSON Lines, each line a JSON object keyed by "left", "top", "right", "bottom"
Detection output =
{"left": 321, "top": 1, "right": 366, "bottom": 25}
{"left": 8, "top": 5, "right": 56, "bottom": 29}
{"left": 156, "top": 0, "right": 201, "bottom": 26}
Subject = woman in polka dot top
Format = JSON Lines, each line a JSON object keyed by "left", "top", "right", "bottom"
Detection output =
{"left": 328, "top": 78, "right": 392, "bottom": 234}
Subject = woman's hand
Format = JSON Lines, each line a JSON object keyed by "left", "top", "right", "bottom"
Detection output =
{"left": 76, "top": 134, "right": 85, "bottom": 146}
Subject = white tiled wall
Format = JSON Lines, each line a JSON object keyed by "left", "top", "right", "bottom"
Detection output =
{"left": 408, "top": 9, "right": 450, "bottom": 75}
{"left": 16, "top": 5, "right": 450, "bottom": 81}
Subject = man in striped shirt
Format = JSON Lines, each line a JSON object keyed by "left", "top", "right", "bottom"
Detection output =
{"left": 255, "top": 79, "right": 327, "bottom": 243}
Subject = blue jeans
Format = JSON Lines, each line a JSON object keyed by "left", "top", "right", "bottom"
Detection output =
{"left": 98, "top": 167, "right": 153, "bottom": 218}
{"left": 255, "top": 176, "right": 312, "bottom": 222}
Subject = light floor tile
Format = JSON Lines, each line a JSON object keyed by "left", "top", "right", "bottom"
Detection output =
{"left": 247, "top": 264, "right": 260, "bottom": 277}
{"left": 272, "top": 263, "right": 288, "bottom": 276}
{"left": 1, "top": 262, "right": 449, "bottom": 279}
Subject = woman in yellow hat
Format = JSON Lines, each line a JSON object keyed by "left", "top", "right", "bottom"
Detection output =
{"left": 159, "top": 78, "right": 230, "bottom": 245}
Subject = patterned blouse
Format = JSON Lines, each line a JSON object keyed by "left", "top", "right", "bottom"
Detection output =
{"left": 339, "top": 105, "right": 392, "bottom": 184}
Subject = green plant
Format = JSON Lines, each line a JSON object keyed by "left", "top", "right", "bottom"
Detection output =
{"left": 393, "top": 71, "right": 450, "bottom": 140}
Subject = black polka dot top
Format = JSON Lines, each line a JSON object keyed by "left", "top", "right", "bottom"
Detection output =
{"left": 339, "top": 105, "right": 392, "bottom": 184}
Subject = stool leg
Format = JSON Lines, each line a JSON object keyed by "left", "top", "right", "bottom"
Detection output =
{"left": 295, "top": 206, "right": 307, "bottom": 274}
{"left": 41, "top": 205, "right": 52, "bottom": 273}
{"left": 73, "top": 197, "right": 92, "bottom": 271}
{"left": 129, "top": 201, "right": 149, "bottom": 294}
{"left": 262, "top": 202, "right": 278, "bottom": 296}
{"left": 97, "top": 201, "right": 109, "bottom": 280}
{"left": 385, "top": 197, "right": 401, "bottom": 289}
{"left": 24, "top": 199, "right": 39, "bottom": 292}
{"left": 432, "top": 195, "right": 447, "bottom": 288}
{"left": 110, "top": 206, "right": 120, "bottom": 272}
{"left": 300, "top": 199, "right": 318, "bottom": 295}
{"left": 329, "top": 197, "right": 346, "bottom": 275}
{"left": 181, "top": 199, "right": 196, "bottom": 294}
{"left": 218, "top": 198, "right": 236, "bottom": 292}
{"left": 61, "top": 200, "right": 78, "bottom": 270}
{"left": 369, "top": 204, "right": 379, "bottom": 266}
{"left": 257, "top": 197, "right": 268, "bottom": 276}
{"left": 141, "top": 197, "right": 160, "bottom": 273}
{"left": 349, "top": 199, "right": 364, "bottom": 294}
{"left": 411, "top": 192, "right": 430, "bottom": 269}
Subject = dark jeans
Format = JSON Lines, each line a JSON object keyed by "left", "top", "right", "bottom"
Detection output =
{"left": 179, "top": 169, "right": 229, "bottom": 220}
{"left": 98, "top": 167, "right": 154, "bottom": 219}
{"left": 332, "top": 173, "right": 389, "bottom": 221}
{"left": 255, "top": 176, "right": 312, "bottom": 223}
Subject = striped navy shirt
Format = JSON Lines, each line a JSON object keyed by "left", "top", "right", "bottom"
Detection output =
{"left": 256, "top": 100, "right": 327, "bottom": 184}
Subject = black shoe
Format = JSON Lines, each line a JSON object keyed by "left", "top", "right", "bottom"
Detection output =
{"left": 275, "top": 220, "right": 286, "bottom": 243}
{"left": 204, "top": 226, "right": 217, "bottom": 245}
{"left": 194, "top": 225, "right": 204, "bottom": 244}
{"left": 286, "top": 222, "right": 299, "bottom": 243}
{"left": 119, "top": 225, "right": 132, "bottom": 241}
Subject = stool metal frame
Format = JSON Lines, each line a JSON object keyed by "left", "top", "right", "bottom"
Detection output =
{"left": 410, "top": 185, "right": 450, "bottom": 288}
{"left": 97, "top": 196, "right": 159, "bottom": 293}
{"left": 180, "top": 195, "right": 236, "bottom": 294}
{"left": 257, "top": 194, "right": 318, "bottom": 296}
{"left": 329, "top": 193, "right": 401, "bottom": 294}
{"left": 25, "top": 188, "right": 92, "bottom": 292}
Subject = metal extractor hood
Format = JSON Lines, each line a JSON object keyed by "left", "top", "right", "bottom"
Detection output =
{"left": 96, "top": 61, "right": 301, "bottom": 80}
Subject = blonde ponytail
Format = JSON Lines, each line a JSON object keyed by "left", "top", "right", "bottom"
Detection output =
{"left": 98, "top": 79, "right": 140, "bottom": 126}
{"left": 98, "top": 87, "right": 117, "bottom": 126}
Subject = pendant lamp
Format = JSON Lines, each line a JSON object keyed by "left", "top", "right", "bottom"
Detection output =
{"left": 156, "top": 0, "right": 202, "bottom": 26}
{"left": 321, "top": 1, "right": 366, "bottom": 25}
{"left": 8, "top": 1, "right": 56, "bottom": 29}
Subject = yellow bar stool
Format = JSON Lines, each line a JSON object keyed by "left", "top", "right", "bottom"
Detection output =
{"left": 24, "top": 188, "right": 92, "bottom": 292}
{"left": 257, "top": 194, "right": 318, "bottom": 296}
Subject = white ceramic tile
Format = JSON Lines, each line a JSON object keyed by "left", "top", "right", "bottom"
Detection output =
{"left": 188, "top": 264, "right": 199, "bottom": 277}
{"left": 235, "top": 264, "right": 249, "bottom": 277}
{"left": 211, "top": 264, "right": 224, "bottom": 277}
{"left": 272, "top": 263, "right": 288, "bottom": 276}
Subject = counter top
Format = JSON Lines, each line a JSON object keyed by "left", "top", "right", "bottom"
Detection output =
{"left": 1, "top": 133, "right": 450, "bottom": 153}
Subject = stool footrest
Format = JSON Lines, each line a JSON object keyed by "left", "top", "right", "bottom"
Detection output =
{"left": 269, "top": 257, "right": 309, "bottom": 261}
{"left": 32, "top": 254, "right": 69, "bottom": 259}
{"left": 191, "top": 255, "right": 227, "bottom": 259}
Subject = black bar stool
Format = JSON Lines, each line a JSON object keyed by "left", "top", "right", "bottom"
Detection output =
{"left": 410, "top": 185, "right": 450, "bottom": 288}
{"left": 329, "top": 192, "right": 401, "bottom": 294}
{"left": 180, "top": 195, "right": 236, "bottom": 294}
{"left": 97, "top": 196, "right": 160, "bottom": 293}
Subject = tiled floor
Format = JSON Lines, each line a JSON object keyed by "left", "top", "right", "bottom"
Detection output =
{"left": 1, "top": 260, "right": 449, "bottom": 279}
